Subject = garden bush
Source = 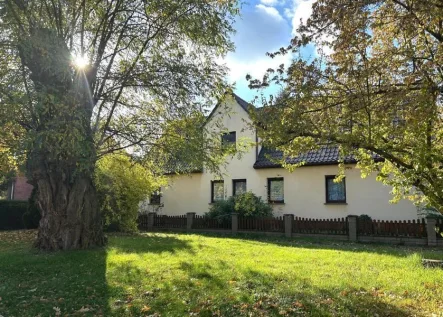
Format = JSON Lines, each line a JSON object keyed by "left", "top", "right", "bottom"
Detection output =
{"left": 358, "top": 214, "right": 372, "bottom": 222}
{"left": 95, "top": 153, "right": 165, "bottom": 233}
{"left": 206, "top": 192, "right": 273, "bottom": 221}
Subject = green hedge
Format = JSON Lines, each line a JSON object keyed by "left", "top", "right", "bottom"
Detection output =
{"left": 0, "top": 200, "right": 29, "bottom": 230}
{"left": 0, "top": 198, "right": 40, "bottom": 230}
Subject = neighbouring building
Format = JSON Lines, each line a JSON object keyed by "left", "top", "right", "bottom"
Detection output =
{"left": 141, "top": 93, "right": 418, "bottom": 220}
{"left": 6, "top": 176, "right": 33, "bottom": 201}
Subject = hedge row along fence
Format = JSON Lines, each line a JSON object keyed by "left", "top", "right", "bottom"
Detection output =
{"left": 0, "top": 200, "right": 40, "bottom": 230}
{"left": 138, "top": 213, "right": 443, "bottom": 246}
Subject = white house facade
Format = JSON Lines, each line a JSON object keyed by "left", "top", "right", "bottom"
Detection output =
{"left": 143, "top": 94, "right": 418, "bottom": 220}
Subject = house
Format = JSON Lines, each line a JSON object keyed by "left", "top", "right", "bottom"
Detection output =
{"left": 142, "top": 93, "right": 418, "bottom": 220}
{"left": 6, "top": 176, "right": 33, "bottom": 201}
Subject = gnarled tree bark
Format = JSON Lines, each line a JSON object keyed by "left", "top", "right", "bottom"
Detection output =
{"left": 19, "top": 28, "right": 105, "bottom": 250}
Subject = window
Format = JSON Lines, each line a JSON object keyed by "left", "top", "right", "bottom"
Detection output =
{"left": 268, "top": 178, "right": 284, "bottom": 203}
{"left": 233, "top": 179, "right": 247, "bottom": 196}
{"left": 211, "top": 180, "right": 224, "bottom": 203}
{"left": 150, "top": 189, "right": 161, "bottom": 205}
{"left": 221, "top": 131, "right": 236, "bottom": 149}
{"left": 325, "top": 175, "right": 346, "bottom": 203}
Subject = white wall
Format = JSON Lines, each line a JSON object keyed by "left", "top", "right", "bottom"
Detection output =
{"left": 154, "top": 95, "right": 418, "bottom": 220}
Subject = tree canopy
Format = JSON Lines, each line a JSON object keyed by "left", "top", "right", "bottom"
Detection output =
{"left": 0, "top": 0, "right": 239, "bottom": 249}
{"left": 249, "top": 0, "right": 443, "bottom": 211}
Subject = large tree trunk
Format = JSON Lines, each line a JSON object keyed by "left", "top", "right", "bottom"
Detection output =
{"left": 19, "top": 28, "right": 105, "bottom": 250}
{"left": 34, "top": 171, "right": 105, "bottom": 250}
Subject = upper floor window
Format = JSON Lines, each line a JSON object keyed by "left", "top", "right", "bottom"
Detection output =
{"left": 325, "top": 175, "right": 346, "bottom": 203}
{"left": 233, "top": 179, "right": 247, "bottom": 196}
{"left": 268, "top": 177, "right": 284, "bottom": 203}
{"left": 150, "top": 189, "right": 161, "bottom": 205}
{"left": 221, "top": 131, "right": 236, "bottom": 149}
{"left": 211, "top": 180, "right": 224, "bottom": 203}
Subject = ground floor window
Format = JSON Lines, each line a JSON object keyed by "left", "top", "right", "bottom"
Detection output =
{"left": 325, "top": 175, "right": 346, "bottom": 203}
{"left": 233, "top": 179, "right": 247, "bottom": 196}
{"left": 150, "top": 189, "right": 161, "bottom": 205}
{"left": 268, "top": 178, "right": 284, "bottom": 203}
{"left": 211, "top": 180, "right": 224, "bottom": 203}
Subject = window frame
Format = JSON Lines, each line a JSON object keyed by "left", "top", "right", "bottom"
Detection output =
{"left": 221, "top": 131, "right": 236, "bottom": 149}
{"left": 267, "top": 177, "right": 284, "bottom": 204}
{"left": 232, "top": 179, "right": 247, "bottom": 196}
{"left": 325, "top": 175, "right": 347, "bottom": 203}
{"left": 149, "top": 189, "right": 162, "bottom": 205}
{"left": 211, "top": 180, "right": 224, "bottom": 203}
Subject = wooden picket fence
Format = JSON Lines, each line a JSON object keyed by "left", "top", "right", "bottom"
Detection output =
{"left": 238, "top": 216, "right": 285, "bottom": 232}
{"left": 357, "top": 219, "right": 427, "bottom": 238}
{"left": 138, "top": 214, "right": 149, "bottom": 229}
{"left": 192, "top": 215, "right": 231, "bottom": 230}
{"left": 138, "top": 214, "right": 439, "bottom": 245}
{"left": 292, "top": 217, "right": 348, "bottom": 235}
{"left": 153, "top": 214, "right": 187, "bottom": 229}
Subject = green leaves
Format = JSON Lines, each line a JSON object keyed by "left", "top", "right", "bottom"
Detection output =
{"left": 251, "top": 0, "right": 443, "bottom": 212}
{"left": 95, "top": 153, "right": 166, "bottom": 233}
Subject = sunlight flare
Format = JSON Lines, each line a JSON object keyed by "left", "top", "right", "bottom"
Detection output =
{"left": 72, "top": 54, "right": 88, "bottom": 69}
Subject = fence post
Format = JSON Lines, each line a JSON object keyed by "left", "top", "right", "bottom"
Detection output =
{"left": 348, "top": 215, "right": 358, "bottom": 242}
{"left": 147, "top": 212, "right": 155, "bottom": 230}
{"left": 231, "top": 213, "right": 238, "bottom": 234}
{"left": 426, "top": 217, "right": 437, "bottom": 246}
{"left": 284, "top": 214, "right": 294, "bottom": 238}
{"left": 187, "top": 212, "right": 195, "bottom": 232}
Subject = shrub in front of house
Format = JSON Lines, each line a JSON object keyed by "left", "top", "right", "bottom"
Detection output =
{"left": 95, "top": 153, "right": 164, "bottom": 233}
{"left": 358, "top": 214, "right": 372, "bottom": 222}
{"left": 206, "top": 192, "right": 273, "bottom": 222}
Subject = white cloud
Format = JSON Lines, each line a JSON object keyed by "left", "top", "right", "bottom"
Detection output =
{"left": 221, "top": 3, "right": 293, "bottom": 100}
{"left": 290, "top": 0, "right": 314, "bottom": 36}
{"left": 255, "top": 4, "right": 284, "bottom": 22}
{"left": 260, "top": 0, "right": 279, "bottom": 6}
{"left": 224, "top": 53, "right": 292, "bottom": 84}
{"left": 290, "top": 0, "right": 334, "bottom": 56}
{"left": 284, "top": 7, "right": 294, "bottom": 19}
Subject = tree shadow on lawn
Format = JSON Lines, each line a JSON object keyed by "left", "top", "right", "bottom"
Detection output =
{"left": 179, "top": 231, "right": 443, "bottom": 259}
{"left": 106, "top": 255, "right": 413, "bottom": 316}
{"left": 0, "top": 231, "right": 434, "bottom": 316}
{"left": 241, "top": 269, "right": 413, "bottom": 317}
{"left": 0, "top": 242, "right": 110, "bottom": 316}
{"left": 0, "top": 232, "right": 193, "bottom": 316}
{"left": 108, "top": 232, "right": 195, "bottom": 254}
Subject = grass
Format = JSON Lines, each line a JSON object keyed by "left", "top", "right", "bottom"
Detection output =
{"left": 0, "top": 231, "right": 443, "bottom": 316}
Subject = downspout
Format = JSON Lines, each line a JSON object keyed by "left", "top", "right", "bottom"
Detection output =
{"left": 10, "top": 181, "right": 14, "bottom": 200}
{"left": 255, "top": 128, "right": 259, "bottom": 161}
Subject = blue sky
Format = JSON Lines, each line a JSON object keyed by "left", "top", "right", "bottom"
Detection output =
{"left": 224, "top": 0, "right": 317, "bottom": 102}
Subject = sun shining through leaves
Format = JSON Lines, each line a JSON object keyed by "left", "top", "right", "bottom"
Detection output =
{"left": 72, "top": 54, "right": 88, "bottom": 70}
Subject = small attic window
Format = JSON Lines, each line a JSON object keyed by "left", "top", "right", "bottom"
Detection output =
{"left": 221, "top": 131, "right": 236, "bottom": 149}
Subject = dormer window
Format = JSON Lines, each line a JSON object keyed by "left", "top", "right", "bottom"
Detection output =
{"left": 221, "top": 131, "right": 236, "bottom": 149}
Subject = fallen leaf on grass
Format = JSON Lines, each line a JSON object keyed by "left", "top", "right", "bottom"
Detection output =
{"left": 77, "top": 306, "right": 92, "bottom": 313}
{"left": 292, "top": 301, "right": 304, "bottom": 308}
{"left": 141, "top": 305, "right": 151, "bottom": 313}
{"left": 53, "top": 306, "right": 61, "bottom": 316}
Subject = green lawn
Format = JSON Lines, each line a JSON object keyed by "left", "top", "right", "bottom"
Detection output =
{"left": 1, "top": 231, "right": 443, "bottom": 316}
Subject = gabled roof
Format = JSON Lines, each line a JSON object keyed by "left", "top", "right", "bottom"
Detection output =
{"left": 232, "top": 93, "right": 252, "bottom": 114}
{"left": 254, "top": 146, "right": 364, "bottom": 169}
{"left": 205, "top": 92, "right": 253, "bottom": 124}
